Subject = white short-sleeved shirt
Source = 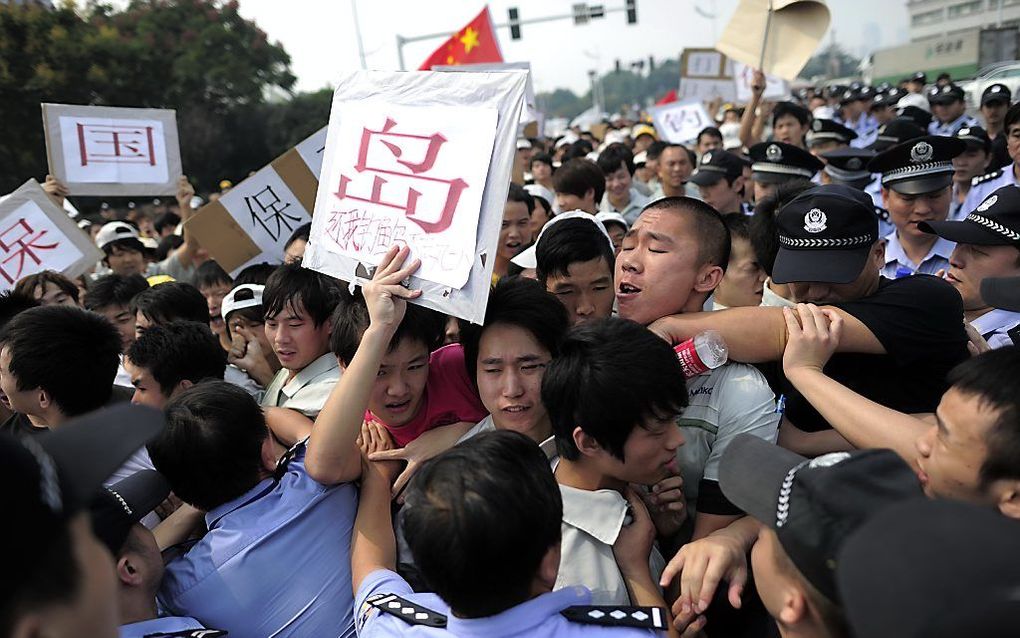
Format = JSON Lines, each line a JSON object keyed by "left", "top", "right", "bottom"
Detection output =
{"left": 881, "top": 231, "right": 954, "bottom": 280}
{"left": 675, "top": 362, "right": 779, "bottom": 519}
{"left": 960, "top": 167, "right": 1019, "bottom": 218}
{"left": 261, "top": 352, "right": 340, "bottom": 417}
{"left": 972, "top": 308, "right": 1020, "bottom": 349}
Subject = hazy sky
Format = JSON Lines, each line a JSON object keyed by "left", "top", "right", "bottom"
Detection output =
{"left": 187, "top": 1, "right": 913, "bottom": 95}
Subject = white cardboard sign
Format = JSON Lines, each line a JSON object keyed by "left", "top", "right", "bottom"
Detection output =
{"left": 303, "top": 69, "right": 528, "bottom": 324}
{"left": 649, "top": 101, "right": 714, "bottom": 144}
{"left": 733, "top": 62, "right": 789, "bottom": 102}
{"left": 295, "top": 126, "right": 328, "bottom": 180}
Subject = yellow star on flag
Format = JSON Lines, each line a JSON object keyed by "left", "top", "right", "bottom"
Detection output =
{"left": 460, "top": 26, "right": 480, "bottom": 54}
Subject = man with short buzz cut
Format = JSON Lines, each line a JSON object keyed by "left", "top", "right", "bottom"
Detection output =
{"left": 868, "top": 135, "right": 964, "bottom": 279}
{"left": 962, "top": 102, "right": 1020, "bottom": 215}
{"left": 650, "top": 144, "right": 697, "bottom": 200}
{"left": 615, "top": 197, "right": 780, "bottom": 544}
{"left": 920, "top": 184, "right": 1020, "bottom": 348}
{"left": 0, "top": 305, "right": 122, "bottom": 435}
{"left": 125, "top": 321, "right": 227, "bottom": 410}
{"left": 553, "top": 158, "right": 605, "bottom": 214}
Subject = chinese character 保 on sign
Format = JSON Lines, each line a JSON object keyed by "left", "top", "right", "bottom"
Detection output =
{"left": 316, "top": 102, "right": 497, "bottom": 290}
{"left": 0, "top": 218, "right": 60, "bottom": 285}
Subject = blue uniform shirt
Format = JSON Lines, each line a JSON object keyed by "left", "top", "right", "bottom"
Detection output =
{"left": 158, "top": 443, "right": 359, "bottom": 638}
{"left": 929, "top": 113, "right": 979, "bottom": 137}
{"left": 960, "top": 166, "right": 1020, "bottom": 219}
{"left": 120, "top": 616, "right": 217, "bottom": 637}
{"left": 355, "top": 569, "right": 664, "bottom": 637}
{"left": 881, "top": 230, "right": 954, "bottom": 279}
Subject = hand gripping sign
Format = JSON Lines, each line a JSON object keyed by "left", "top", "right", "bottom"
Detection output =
{"left": 303, "top": 70, "right": 528, "bottom": 325}
{"left": 0, "top": 180, "right": 102, "bottom": 289}
{"left": 42, "top": 104, "right": 182, "bottom": 197}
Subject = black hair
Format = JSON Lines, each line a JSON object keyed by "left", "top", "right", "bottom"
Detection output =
{"left": 194, "top": 260, "right": 232, "bottom": 291}
{"left": 13, "top": 271, "right": 79, "bottom": 305}
{"left": 561, "top": 139, "right": 594, "bottom": 162}
{"left": 153, "top": 234, "right": 183, "bottom": 262}
{"left": 542, "top": 318, "right": 687, "bottom": 461}
{"left": 284, "top": 222, "right": 312, "bottom": 251}
{"left": 535, "top": 218, "right": 615, "bottom": 284}
{"left": 552, "top": 158, "right": 606, "bottom": 204}
{"left": 947, "top": 347, "right": 1020, "bottom": 488}
{"left": 83, "top": 274, "right": 149, "bottom": 313}
{"left": 233, "top": 263, "right": 278, "bottom": 286}
{"left": 530, "top": 152, "right": 553, "bottom": 169}
{"left": 101, "top": 237, "right": 146, "bottom": 260}
{"left": 0, "top": 291, "right": 39, "bottom": 342}
{"left": 263, "top": 262, "right": 344, "bottom": 327}
{"left": 153, "top": 211, "right": 181, "bottom": 236}
{"left": 531, "top": 193, "right": 553, "bottom": 219}
{"left": 722, "top": 212, "right": 752, "bottom": 243}
{"left": 1004, "top": 102, "right": 1020, "bottom": 131}
{"left": 643, "top": 196, "right": 731, "bottom": 270}
{"left": 330, "top": 290, "right": 445, "bottom": 367}
{"left": 127, "top": 321, "right": 227, "bottom": 395}
{"left": 506, "top": 183, "right": 535, "bottom": 215}
{"left": 661, "top": 143, "right": 698, "bottom": 169}
{"left": 223, "top": 286, "right": 265, "bottom": 339}
{"left": 460, "top": 277, "right": 570, "bottom": 382}
{"left": 645, "top": 140, "right": 668, "bottom": 161}
{"left": 131, "top": 282, "right": 208, "bottom": 326}
{"left": 4, "top": 306, "right": 121, "bottom": 416}
{"left": 749, "top": 179, "right": 815, "bottom": 276}
{"left": 0, "top": 523, "right": 80, "bottom": 637}
{"left": 147, "top": 380, "right": 268, "bottom": 512}
{"left": 697, "top": 126, "right": 724, "bottom": 145}
{"left": 596, "top": 143, "right": 635, "bottom": 176}
{"left": 402, "top": 430, "right": 562, "bottom": 618}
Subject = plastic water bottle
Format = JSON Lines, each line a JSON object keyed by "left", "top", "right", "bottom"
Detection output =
{"left": 674, "top": 330, "right": 729, "bottom": 379}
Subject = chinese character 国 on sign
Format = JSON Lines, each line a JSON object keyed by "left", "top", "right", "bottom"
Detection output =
{"left": 57, "top": 115, "right": 170, "bottom": 185}
{"left": 316, "top": 102, "right": 497, "bottom": 289}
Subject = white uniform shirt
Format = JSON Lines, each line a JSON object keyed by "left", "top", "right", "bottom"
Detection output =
{"left": 261, "top": 352, "right": 340, "bottom": 417}
{"left": 971, "top": 308, "right": 1020, "bottom": 349}
{"left": 881, "top": 231, "right": 955, "bottom": 279}
{"left": 960, "top": 166, "right": 1020, "bottom": 218}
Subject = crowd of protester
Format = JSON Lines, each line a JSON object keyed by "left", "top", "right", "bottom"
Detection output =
{"left": 5, "top": 67, "right": 1020, "bottom": 638}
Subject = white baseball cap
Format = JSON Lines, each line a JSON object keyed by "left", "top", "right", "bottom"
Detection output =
{"left": 595, "top": 211, "right": 629, "bottom": 231}
{"left": 524, "top": 184, "right": 555, "bottom": 208}
{"left": 510, "top": 210, "right": 614, "bottom": 269}
{"left": 221, "top": 284, "right": 265, "bottom": 320}
{"left": 95, "top": 221, "right": 140, "bottom": 250}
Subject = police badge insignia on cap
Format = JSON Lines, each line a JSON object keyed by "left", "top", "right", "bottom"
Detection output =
{"left": 909, "top": 141, "right": 933, "bottom": 163}
{"left": 847, "top": 158, "right": 863, "bottom": 171}
{"left": 812, "top": 120, "right": 823, "bottom": 131}
{"left": 804, "top": 208, "right": 828, "bottom": 234}
{"left": 703, "top": 152, "right": 713, "bottom": 164}
{"left": 766, "top": 144, "right": 783, "bottom": 162}
{"left": 959, "top": 128, "right": 970, "bottom": 136}
{"left": 977, "top": 195, "right": 998, "bottom": 212}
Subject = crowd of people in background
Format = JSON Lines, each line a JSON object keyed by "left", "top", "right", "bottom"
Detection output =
{"left": 6, "top": 65, "right": 1020, "bottom": 638}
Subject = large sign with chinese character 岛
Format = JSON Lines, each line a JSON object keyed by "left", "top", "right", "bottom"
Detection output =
{"left": 184, "top": 135, "right": 320, "bottom": 276}
{"left": 0, "top": 180, "right": 102, "bottom": 289}
{"left": 42, "top": 104, "right": 182, "bottom": 197}
{"left": 303, "top": 70, "right": 528, "bottom": 324}
{"left": 434, "top": 62, "right": 538, "bottom": 125}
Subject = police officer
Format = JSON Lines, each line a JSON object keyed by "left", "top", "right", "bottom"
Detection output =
{"left": 980, "top": 83, "right": 1012, "bottom": 170}
{"left": 928, "top": 84, "right": 979, "bottom": 137}
{"left": 963, "top": 102, "right": 1020, "bottom": 215}
{"left": 865, "top": 117, "right": 928, "bottom": 208}
{"left": 91, "top": 471, "right": 226, "bottom": 638}
{"left": 748, "top": 141, "right": 824, "bottom": 204}
{"left": 689, "top": 149, "right": 752, "bottom": 215}
{"left": 837, "top": 86, "right": 879, "bottom": 145}
{"left": 820, "top": 147, "right": 893, "bottom": 237}
{"left": 950, "top": 126, "right": 992, "bottom": 220}
{"left": 807, "top": 118, "right": 857, "bottom": 157}
{"left": 868, "top": 136, "right": 965, "bottom": 278}
{"left": 921, "top": 184, "right": 1020, "bottom": 349}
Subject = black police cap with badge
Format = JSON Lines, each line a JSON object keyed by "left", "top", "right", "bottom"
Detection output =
{"left": 871, "top": 87, "right": 905, "bottom": 109}
{"left": 748, "top": 141, "right": 824, "bottom": 185}
{"left": 771, "top": 184, "right": 881, "bottom": 284}
{"left": 981, "top": 82, "right": 1012, "bottom": 106}
{"left": 897, "top": 104, "right": 934, "bottom": 130}
{"left": 689, "top": 149, "right": 746, "bottom": 186}
{"left": 821, "top": 147, "right": 875, "bottom": 185}
{"left": 868, "top": 117, "right": 927, "bottom": 152}
{"left": 927, "top": 83, "right": 966, "bottom": 105}
{"left": 806, "top": 119, "right": 857, "bottom": 148}
{"left": 867, "top": 135, "right": 966, "bottom": 195}
{"left": 920, "top": 184, "right": 1020, "bottom": 246}
{"left": 718, "top": 434, "right": 923, "bottom": 603}
{"left": 955, "top": 124, "right": 991, "bottom": 152}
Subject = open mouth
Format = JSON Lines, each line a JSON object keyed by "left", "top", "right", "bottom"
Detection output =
{"left": 502, "top": 405, "right": 531, "bottom": 414}
{"left": 385, "top": 399, "right": 412, "bottom": 413}
{"left": 505, "top": 241, "right": 521, "bottom": 251}
{"left": 618, "top": 282, "right": 642, "bottom": 297}
{"left": 210, "top": 314, "right": 223, "bottom": 323}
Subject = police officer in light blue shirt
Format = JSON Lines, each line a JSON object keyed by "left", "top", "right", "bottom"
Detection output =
{"left": 961, "top": 102, "right": 1020, "bottom": 216}
{"left": 147, "top": 381, "right": 359, "bottom": 638}
{"left": 927, "top": 84, "right": 979, "bottom": 137}
{"left": 868, "top": 136, "right": 966, "bottom": 279}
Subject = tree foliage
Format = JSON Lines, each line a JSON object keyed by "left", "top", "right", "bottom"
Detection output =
{"left": 0, "top": 0, "right": 329, "bottom": 199}
{"left": 536, "top": 58, "right": 682, "bottom": 119}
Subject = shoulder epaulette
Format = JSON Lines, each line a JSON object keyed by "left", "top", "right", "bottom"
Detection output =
{"left": 973, "top": 169, "right": 1004, "bottom": 186}
{"left": 874, "top": 206, "right": 890, "bottom": 222}
{"left": 143, "top": 630, "right": 227, "bottom": 638}
{"left": 367, "top": 593, "right": 447, "bottom": 628}
{"left": 562, "top": 605, "right": 668, "bottom": 630}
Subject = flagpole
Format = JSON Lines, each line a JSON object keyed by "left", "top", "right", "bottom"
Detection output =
{"left": 351, "top": 0, "right": 368, "bottom": 69}
{"left": 758, "top": 0, "right": 774, "bottom": 70}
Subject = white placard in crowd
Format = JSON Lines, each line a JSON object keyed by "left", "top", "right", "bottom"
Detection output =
{"left": 733, "top": 64, "right": 790, "bottom": 102}
{"left": 42, "top": 103, "right": 182, "bottom": 197}
{"left": 649, "top": 101, "right": 713, "bottom": 144}
{"left": 434, "top": 61, "right": 538, "bottom": 124}
{"left": 678, "top": 48, "right": 737, "bottom": 102}
{"left": 295, "top": 125, "right": 328, "bottom": 180}
{"left": 303, "top": 69, "right": 527, "bottom": 324}
{"left": 0, "top": 180, "right": 101, "bottom": 290}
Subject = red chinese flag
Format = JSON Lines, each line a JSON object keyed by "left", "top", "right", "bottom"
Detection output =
{"left": 418, "top": 6, "right": 504, "bottom": 70}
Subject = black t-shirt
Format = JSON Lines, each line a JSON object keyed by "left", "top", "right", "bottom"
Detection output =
{"left": 989, "top": 133, "right": 1011, "bottom": 172}
{"left": 784, "top": 275, "right": 969, "bottom": 432}
{"left": 0, "top": 412, "right": 47, "bottom": 438}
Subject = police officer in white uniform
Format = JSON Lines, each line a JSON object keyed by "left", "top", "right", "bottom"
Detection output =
{"left": 928, "top": 84, "right": 979, "bottom": 137}
{"left": 961, "top": 102, "right": 1020, "bottom": 215}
